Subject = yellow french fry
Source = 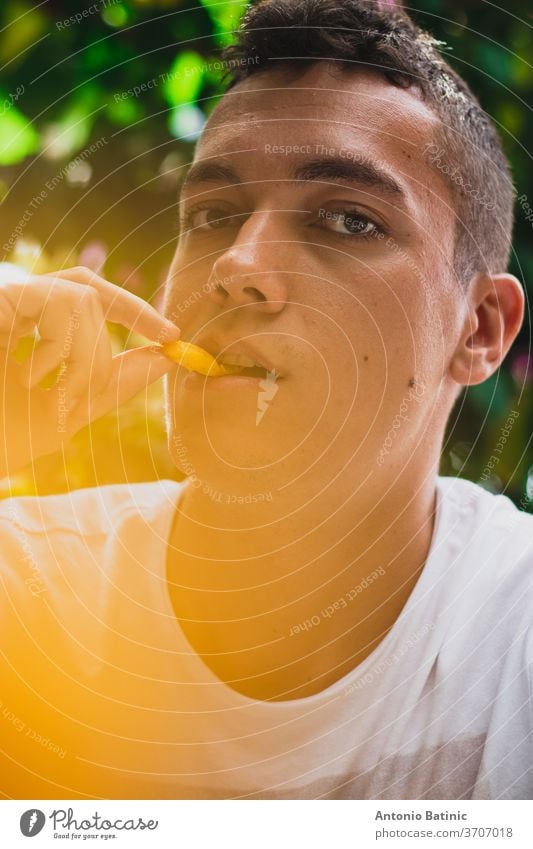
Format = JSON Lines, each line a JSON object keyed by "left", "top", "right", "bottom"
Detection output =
{"left": 160, "top": 340, "right": 240, "bottom": 376}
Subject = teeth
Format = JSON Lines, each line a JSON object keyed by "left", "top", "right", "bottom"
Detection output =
{"left": 217, "top": 353, "right": 260, "bottom": 368}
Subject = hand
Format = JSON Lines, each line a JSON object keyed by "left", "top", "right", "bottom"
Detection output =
{"left": 0, "top": 266, "right": 180, "bottom": 477}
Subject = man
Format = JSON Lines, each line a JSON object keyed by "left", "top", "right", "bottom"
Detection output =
{"left": 0, "top": 0, "right": 530, "bottom": 800}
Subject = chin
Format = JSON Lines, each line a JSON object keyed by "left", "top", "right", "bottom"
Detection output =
{"left": 167, "top": 413, "right": 285, "bottom": 478}
{"left": 164, "top": 371, "right": 340, "bottom": 485}
{"left": 166, "top": 376, "right": 292, "bottom": 463}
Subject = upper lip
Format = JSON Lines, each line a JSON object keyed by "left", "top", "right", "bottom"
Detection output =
{"left": 195, "top": 336, "right": 283, "bottom": 377}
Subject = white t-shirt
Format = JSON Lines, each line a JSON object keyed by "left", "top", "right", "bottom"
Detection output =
{"left": 0, "top": 475, "right": 531, "bottom": 800}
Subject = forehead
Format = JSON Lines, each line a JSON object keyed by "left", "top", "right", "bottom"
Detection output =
{"left": 193, "top": 64, "right": 449, "bottom": 203}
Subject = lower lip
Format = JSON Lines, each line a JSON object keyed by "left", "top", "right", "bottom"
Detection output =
{"left": 183, "top": 372, "right": 270, "bottom": 390}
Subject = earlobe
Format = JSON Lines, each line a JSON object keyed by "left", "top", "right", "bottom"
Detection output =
{"left": 449, "top": 272, "right": 524, "bottom": 388}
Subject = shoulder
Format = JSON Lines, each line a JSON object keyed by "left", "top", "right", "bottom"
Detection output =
{"left": 438, "top": 474, "right": 532, "bottom": 526}
{"left": 0, "top": 479, "right": 185, "bottom": 601}
{"left": 437, "top": 475, "right": 533, "bottom": 560}
{"left": 0, "top": 478, "right": 184, "bottom": 536}
{"left": 435, "top": 474, "right": 533, "bottom": 641}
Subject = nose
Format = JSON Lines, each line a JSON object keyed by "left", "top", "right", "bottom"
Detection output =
{"left": 206, "top": 211, "right": 289, "bottom": 315}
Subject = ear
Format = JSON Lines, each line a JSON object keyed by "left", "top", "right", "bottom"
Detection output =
{"left": 449, "top": 272, "right": 524, "bottom": 387}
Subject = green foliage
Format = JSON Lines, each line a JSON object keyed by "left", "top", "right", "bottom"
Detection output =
{"left": 0, "top": 103, "right": 39, "bottom": 164}
{"left": 162, "top": 50, "right": 206, "bottom": 105}
{"left": 199, "top": 0, "right": 250, "bottom": 45}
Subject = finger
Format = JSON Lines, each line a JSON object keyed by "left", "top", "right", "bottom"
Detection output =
{"left": 0, "top": 277, "right": 79, "bottom": 336}
{"left": 87, "top": 346, "right": 176, "bottom": 422}
{"left": 38, "top": 291, "right": 113, "bottom": 400}
{"left": 19, "top": 340, "right": 66, "bottom": 388}
{"left": 49, "top": 267, "right": 181, "bottom": 344}
{"left": 0, "top": 278, "right": 51, "bottom": 332}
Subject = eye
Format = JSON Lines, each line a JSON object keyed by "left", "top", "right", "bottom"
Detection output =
{"left": 180, "top": 203, "right": 244, "bottom": 233}
{"left": 317, "top": 208, "right": 384, "bottom": 239}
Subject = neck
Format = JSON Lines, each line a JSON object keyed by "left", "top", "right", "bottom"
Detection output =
{"left": 166, "top": 457, "right": 440, "bottom": 700}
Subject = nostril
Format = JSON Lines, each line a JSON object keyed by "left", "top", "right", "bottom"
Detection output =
{"left": 243, "top": 287, "right": 267, "bottom": 301}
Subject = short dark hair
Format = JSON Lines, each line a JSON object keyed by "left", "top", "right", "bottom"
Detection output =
{"left": 219, "top": 0, "right": 514, "bottom": 286}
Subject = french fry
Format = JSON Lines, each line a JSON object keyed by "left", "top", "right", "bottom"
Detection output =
{"left": 160, "top": 340, "right": 241, "bottom": 376}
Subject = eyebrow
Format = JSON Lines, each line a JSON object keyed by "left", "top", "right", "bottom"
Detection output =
{"left": 180, "top": 156, "right": 407, "bottom": 204}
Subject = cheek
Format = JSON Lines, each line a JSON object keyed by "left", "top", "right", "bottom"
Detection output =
{"left": 163, "top": 288, "right": 215, "bottom": 339}
{"left": 318, "top": 279, "right": 448, "bottom": 418}
{"left": 163, "top": 252, "right": 209, "bottom": 325}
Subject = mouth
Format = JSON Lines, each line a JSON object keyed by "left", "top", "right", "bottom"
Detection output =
{"left": 160, "top": 339, "right": 277, "bottom": 379}
{"left": 214, "top": 352, "right": 274, "bottom": 380}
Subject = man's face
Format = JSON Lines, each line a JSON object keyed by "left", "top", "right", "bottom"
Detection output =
{"left": 163, "top": 64, "right": 458, "bottom": 490}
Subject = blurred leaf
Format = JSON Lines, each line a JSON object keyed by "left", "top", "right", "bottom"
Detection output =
{"left": 41, "top": 86, "right": 102, "bottom": 159}
{"left": 496, "top": 101, "right": 524, "bottom": 137}
{"left": 163, "top": 51, "right": 206, "bottom": 105}
{"left": 465, "top": 370, "right": 514, "bottom": 419}
{"left": 475, "top": 43, "right": 515, "bottom": 85}
{"left": 0, "top": 104, "right": 39, "bottom": 164}
{"left": 199, "top": 0, "right": 249, "bottom": 45}
{"left": 107, "top": 96, "right": 145, "bottom": 125}
{"left": 0, "top": 0, "right": 48, "bottom": 65}
{"left": 510, "top": 58, "right": 532, "bottom": 89}
{"left": 85, "top": 39, "right": 118, "bottom": 73}
{"left": 101, "top": 3, "right": 131, "bottom": 28}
